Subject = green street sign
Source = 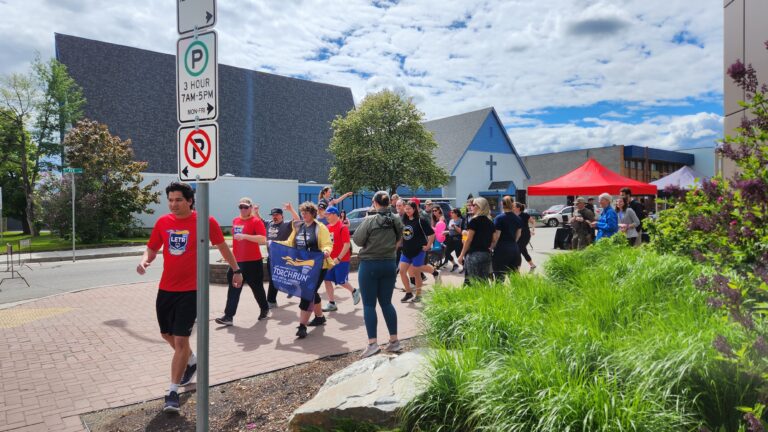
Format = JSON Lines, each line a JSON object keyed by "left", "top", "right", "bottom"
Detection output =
{"left": 63, "top": 168, "right": 83, "bottom": 173}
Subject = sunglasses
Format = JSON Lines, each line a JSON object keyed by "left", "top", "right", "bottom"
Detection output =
{"left": 238, "top": 204, "right": 251, "bottom": 210}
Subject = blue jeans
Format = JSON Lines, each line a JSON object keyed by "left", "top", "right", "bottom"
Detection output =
{"left": 358, "top": 259, "right": 398, "bottom": 340}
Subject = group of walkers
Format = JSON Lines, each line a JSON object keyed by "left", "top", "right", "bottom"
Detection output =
{"left": 136, "top": 182, "right": 542, "bottom": 413}
{"left": 569, "top": 187, "right": 647, "bottom": 249}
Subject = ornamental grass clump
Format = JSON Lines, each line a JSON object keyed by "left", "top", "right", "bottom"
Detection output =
{"left": 401, "top": 242, "right": 759, "bottom": 432}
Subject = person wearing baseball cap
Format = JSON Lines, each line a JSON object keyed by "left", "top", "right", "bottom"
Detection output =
{"left": 321, "top": 206, "right": 361, "bottom": 312}
{"left": 264, "top": 206, "right": 294, "bottom": 309}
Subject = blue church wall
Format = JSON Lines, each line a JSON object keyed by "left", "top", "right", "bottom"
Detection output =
{"left": 466, "top": 113, "right": 514, "bottom": 155}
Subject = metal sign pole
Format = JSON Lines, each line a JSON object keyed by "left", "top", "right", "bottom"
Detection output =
{"left": 71, "top": 172, "right": 76, "bottom": 262}
{"left": 195, "top": 177, "right": 209, "bottom": 432}
{"left": 1, "top": 186, "right": 4, "bottom": 245}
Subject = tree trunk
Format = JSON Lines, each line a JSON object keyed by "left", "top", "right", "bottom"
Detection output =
{"left": 20, "top": 212, "right": 31, "bottom": 235}
{"left": 16, "top": 119, "right": 37, "bottom": 236}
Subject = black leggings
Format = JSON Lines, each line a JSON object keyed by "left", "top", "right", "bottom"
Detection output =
{"left": 299, "top": 269, "right": 327, "bottom": 311}
{"left": 518, "top": 234, "right": 532, "bottom": 263}
{"left": 443, "top": 237, "right": 462, "bottom": 264}
{"left": 492, "top": 244, "right": 521, "bottom": 279}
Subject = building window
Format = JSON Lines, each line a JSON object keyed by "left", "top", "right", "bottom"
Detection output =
{"left": 651, "top": 162, "right": 657, "bottom": 171}
{"left": 625, "top": 160, "right": 630, "bottom": 168}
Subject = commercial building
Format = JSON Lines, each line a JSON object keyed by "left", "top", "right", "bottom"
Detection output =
{"left": 721, "top": 0, "right": 768, "bottom": 177}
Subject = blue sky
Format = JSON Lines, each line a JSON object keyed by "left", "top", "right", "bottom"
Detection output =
{"left": 0, "top": 0, "right": 725, "bottom": 155}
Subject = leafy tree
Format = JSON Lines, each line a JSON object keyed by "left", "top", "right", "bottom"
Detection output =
{"left": 0, "top": 109, "right": 29, "bottom": 230}
{"left": 38, "top": 119, "right": 159, "bottom": 242}
{"left": 328, "top": 89, "right": 449, "bottom": 194}
{"left": 0, "top": 57, "right": 85, "bottom": 235}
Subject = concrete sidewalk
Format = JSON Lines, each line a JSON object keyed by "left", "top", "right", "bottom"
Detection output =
{"left": 0, "top": 271, "right": 464, "bottom": 432}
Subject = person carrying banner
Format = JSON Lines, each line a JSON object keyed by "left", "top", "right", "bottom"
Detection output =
{"left": 277, "top": 201, "right": 333, "bottom": 339}
{"left": 262, "top": 207, "right": 294, "bottom": 309}
{"left": 352, "top": 191, "right": 404, "bottom": 358}
{"left": 322, "top": 206, "right": 361, "bottom": 311}
{"left": 214, "top": 198, "right": 269, "bottom": 326}
{"left": 136, "top": 182, "right": 242, "bottom": 414}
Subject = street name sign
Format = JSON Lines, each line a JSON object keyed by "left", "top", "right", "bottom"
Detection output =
{"left": 177, "top": 0, "right": 216, "bottom": 35}
{"left": 177, "top": 30, "right": 218, "bottom": 123}
{"left": 178, "top": 123, "right": 218, "bottom": 182}
{"left": 63, "top": 167, "right": 83, "bottom": 173}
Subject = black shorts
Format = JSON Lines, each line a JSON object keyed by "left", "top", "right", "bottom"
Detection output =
{"left": 156, "top": 290, "right": 197, "bottom": 337}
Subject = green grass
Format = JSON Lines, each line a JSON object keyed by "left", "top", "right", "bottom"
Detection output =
{"left": 0, "top": 231, "right": 149, "bottom": 253}
{"left": 400, "top": 241, "right": 758, "bottom": 432}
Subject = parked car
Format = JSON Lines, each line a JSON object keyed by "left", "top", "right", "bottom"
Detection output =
{"left": 345, "top": 207, "right": 372, "bottom": 234}
{"left": 542, "top": 204, "right": 566, "bottom": 216}
{"left": 526, "top": 208, "right": 542, "bottom": 220}
{"left": 541, "top": 206, "right": 574, "bottom": 227}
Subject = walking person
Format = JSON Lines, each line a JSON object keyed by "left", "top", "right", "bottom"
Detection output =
{"left": 431, "top": 206, "right": 448, "bottom": 269}
{"left": 322, "top": 206, "right": 361, "bottom": 311}
{"left": 352, "top": 191, "right": 404, "bottom": 358}
{"left": 491, "top": 196, "right": 523, "bottom": 279}
{"left": 513, "top": 202, "right": 537, "bottom": 271}
{"left": 318, "top": 186, "right": 353, "bottom": 208}
{"left": 214, "top": 198, "right": 269, "bottom": 326}
{"left": 136, "top": 182, "right": 243, "bottom": 413}
{"left": 264, "top": 207, "right": 294, "bottom": 309}
{"left": 591, "top": 193, "right": 619, "bottom": 240}
{"left": 458, "top": 197, "right": 495, "bottom": 284}
{"left": 570, "top": 197, "right": 595, "bottom": 250}
{"left": 442, "top": 208, "right": 465, "bottom": 272}
{"left": 620, "top": 187, "right": 646, "bottom": 246}
{"left": 616, "top": 196, "right": 641, "bottom": 246}
{"left": 399, "top": 201, "right": 440, "bottom": 303}
{"left": 276, "top": 202, "right": 334, "bottom": 339}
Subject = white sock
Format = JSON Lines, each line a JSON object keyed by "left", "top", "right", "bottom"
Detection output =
{"left": 168, "top": 383, "right": 179, "bottom": 394}
{"left": 188, "top": 352, "right": 197, "bottom": 366}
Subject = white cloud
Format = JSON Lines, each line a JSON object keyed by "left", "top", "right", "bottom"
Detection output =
{"left": 0, "top": 0, "right": 725, "bottom": 155}
{"left": 508, "top": 112, "right": 723, "bottom": 156}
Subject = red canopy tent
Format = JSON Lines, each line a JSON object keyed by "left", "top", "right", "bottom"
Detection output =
{"left": 528, "top": 159, "right": 657, "bottom": 196}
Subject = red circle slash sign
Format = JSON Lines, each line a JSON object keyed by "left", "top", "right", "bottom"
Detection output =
{"left": 184, "top": 129, "right": 212, "bottom": 168}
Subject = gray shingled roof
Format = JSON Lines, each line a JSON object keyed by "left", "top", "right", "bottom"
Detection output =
{"left": 423, "top": 107, "right": 492, "bottom": 172}
{"left": 55, "top": 34, "right": 354, "bottom": 182}
{"left": 423, "top": 107, "right": 530, "bottom": 179}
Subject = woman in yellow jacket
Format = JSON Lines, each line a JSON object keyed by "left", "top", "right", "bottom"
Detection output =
{"left": 278, "top": 201, "right": 334, "bottom": 339}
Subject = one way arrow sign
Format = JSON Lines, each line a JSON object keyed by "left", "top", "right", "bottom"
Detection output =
{"left": 177, "top": 0, "right": 216, "bottom": 35}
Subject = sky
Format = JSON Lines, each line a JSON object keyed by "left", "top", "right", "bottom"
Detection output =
{"left": 0, "top": 0, "right": 724, "bottom": 156}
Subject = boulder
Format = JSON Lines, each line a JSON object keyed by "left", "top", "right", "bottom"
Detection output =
{"left": 288, "top": 349, "right": 431, "bottom": 431}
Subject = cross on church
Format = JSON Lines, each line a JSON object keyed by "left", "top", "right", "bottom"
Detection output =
{"left": 485, "top": 154, "right": 497, "bottom": 181}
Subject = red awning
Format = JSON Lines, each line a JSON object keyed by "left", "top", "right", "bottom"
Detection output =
{"left": 528, "top": 159, "right": 658, "bottom": 196}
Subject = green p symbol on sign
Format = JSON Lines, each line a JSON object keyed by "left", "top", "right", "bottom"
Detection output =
{"left": 185, "top": 40, "right": 209, "bottom": 77}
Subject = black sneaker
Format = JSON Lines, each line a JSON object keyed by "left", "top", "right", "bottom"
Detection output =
{"left": 401, "top": 292, "right": 414, "bottom": 303}
{"left": 409, "top": 277, "right": 416, "bottom": 286}
{"left": 258, "top": 309, "right": 269, "bottom": 320}
{"left": 451, "top": 264, "right": 459, "bottom": 272}
{"left": 214, "top": 316, "right": 233, "bottom": 326}
{"left": 421, "top": 273, "right": 427, "bottom": 282}
{"left": 296, "top": 324, "right": 308, "bottom": 338}
{"left": 308, "top": 316, "right": 327, "bottom": 326}
{"left": 180, "top": 363, "right": 197, "bottom": 386}
{"left": 163, "top": 391, "right": 180, "bottom": 413}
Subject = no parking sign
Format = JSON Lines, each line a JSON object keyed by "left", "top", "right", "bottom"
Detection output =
{"left": 177, "top": 123, "right": 218, "bottom": 182}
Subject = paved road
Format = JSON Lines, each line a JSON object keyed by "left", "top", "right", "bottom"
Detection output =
{"left": 0, "top": 227, "right": 564, "bottom": 307}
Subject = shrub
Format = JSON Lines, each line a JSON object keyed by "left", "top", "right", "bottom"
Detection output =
{"left": 401, "top": 243, "right": 759, "bottom": 431}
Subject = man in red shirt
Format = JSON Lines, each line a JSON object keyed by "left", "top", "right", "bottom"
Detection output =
{"left": 322, "top": 206, "right": 360, "bottom": 312}
{"left": 215, "top": 197, "right": 268, "bottom": 326}
{"left": 136, "top": 182, "right": 242, "bottom": 414}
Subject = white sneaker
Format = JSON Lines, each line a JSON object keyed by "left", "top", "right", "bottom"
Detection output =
{"left": 385, "top": 340, "right": 402, "bottom": 353}
{"left": 322, "top": 302, "right": 338, "bottom": 312}
{"left": 360, "top": 343, "right": 380, "bottom": 359}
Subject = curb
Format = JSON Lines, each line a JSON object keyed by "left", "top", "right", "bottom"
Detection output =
{"left": 24, "top": 250, "right": 146, "bottom": 264}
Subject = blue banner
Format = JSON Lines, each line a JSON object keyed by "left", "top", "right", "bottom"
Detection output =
{"left": 268, "top": 242, "right": 324, "bottom": 301}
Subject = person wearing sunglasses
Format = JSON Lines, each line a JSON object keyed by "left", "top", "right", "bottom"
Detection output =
{"left": 214, "top": 198, "right": 269, "bottom": 327}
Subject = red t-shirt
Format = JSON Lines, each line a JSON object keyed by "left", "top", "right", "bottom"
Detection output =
{"left": 327, "top": 221, "right": 352, "bottom": 262}
{"left": 147, "top": 212, "right": 225, "bottom": 292}
{"left": 232, "top": 216, "right": 265, "bottom": 262}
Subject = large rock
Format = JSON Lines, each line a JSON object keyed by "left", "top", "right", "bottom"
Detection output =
{"left": 288, "top": 349, "right": 431, "bottom": 431}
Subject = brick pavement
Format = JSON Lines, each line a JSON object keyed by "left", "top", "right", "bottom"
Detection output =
{"left": 0, "top": 269, "right": 469, "bottom": 432}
